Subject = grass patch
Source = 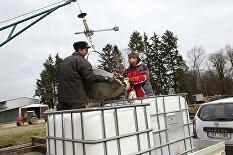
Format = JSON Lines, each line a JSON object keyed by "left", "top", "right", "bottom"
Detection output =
{"left": 0, "top": 123, "right": 46, "bottom": 148}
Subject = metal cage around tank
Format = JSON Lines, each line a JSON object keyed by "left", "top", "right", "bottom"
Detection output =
{"left": 45, "top": 94, "right": 194, "bottom": 155}
{"left": 46, "top": 103, "right": 154, "bottom": 155}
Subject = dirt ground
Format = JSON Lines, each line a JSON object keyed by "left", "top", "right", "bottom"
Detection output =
{"left": 0, "top": 120, "right": 46, "bottom": 148}
{"left": 22, "top": 152, "right": 44, "bottom": 155}
{"left": 0, "top": 120, "right": 45, "bottom": 130}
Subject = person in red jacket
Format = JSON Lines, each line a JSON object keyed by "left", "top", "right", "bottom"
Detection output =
{"left": 123, "top": 52, "right": 154, "bottom": 98}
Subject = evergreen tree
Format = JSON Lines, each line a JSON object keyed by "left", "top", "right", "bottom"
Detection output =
{"left": 112, "top": 45, "right": 125, "bottom": 73}
{"left": 98, "top": 44, "right": 124, "bottom": 73}
{"left": 35, "top": 54, "right": 63, "bottom": 108}
{"left": 54, "top": 53, "right": 63, "bottom": 103}
{"left": 160, "top": 30, "right": 187, "bottom": 93}
{"left": 143, "top": 33, "right": 151, "bottom": 55}
{"left": 98, "top": 44, "right": 113, "bottom": 72}
{"left": 144, "top": 32, "right": 174, "bottom": 94}
{"left": 128, "top": 31, "right": 144, "bottom": 53}
{"left": 143, "top": 32, "right": 151, "bottom": 65}
{"left": 144, "top": 33, "right": 160, "bottom": 94}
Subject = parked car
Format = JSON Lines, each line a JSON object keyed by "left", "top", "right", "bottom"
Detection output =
{"left": 193, "top": 97, "right": 233, "bottom": 154}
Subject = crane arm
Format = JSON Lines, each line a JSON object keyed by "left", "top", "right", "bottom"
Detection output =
{"left": 0, "top": 0, "right": 76, "bottom": 47}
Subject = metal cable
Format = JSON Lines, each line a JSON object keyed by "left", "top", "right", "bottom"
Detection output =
{"left": 0, "top": 0, "right": 66, "bottom": 24}
{"left": 75, "top": 0, "right": 83, "bottom": 13}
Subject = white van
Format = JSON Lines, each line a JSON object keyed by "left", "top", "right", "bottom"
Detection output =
{"left": 193, "top": 97, "right": 233, "bottom": 154}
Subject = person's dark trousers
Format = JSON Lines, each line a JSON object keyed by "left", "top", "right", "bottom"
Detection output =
{"left": 57, "top": 102, "right": 86, "bottom": 111}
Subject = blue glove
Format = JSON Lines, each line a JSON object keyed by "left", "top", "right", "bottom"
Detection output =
{"left": 105, "top": 76, "right": 115, "bottom": 83}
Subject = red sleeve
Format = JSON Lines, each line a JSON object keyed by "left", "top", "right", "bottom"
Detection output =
{"left": 130, "top": 64, "right": 150, "bottom": 85}
{"left": 130, "top": 73, "right": 148, "bottom": 85}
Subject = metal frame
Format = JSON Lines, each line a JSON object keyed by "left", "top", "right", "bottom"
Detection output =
{"left": 0, "top": 0, "right": 76, "bottom": 47}
{"left": 45, "top": 94, "right": 194, "bottom": 155}
{"left": 152, "top": 94, "right": 193, "bottom": 155}
{"left": 46, "top": 103, "right": 152, "bottom": 155}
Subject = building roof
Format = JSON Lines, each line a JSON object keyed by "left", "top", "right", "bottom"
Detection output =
{"left": 0, "top": 97, "right": 39, "bottom": 103}
{"left": 0, "top": 97, "right": 40, "bottom": 112}
{"left": 21, "top": 104, "right": 48, "bottom": 108}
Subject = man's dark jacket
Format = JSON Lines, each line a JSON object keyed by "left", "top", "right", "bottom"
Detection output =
{"left": 58, "top": 51, "right": 106, "bottom": 106}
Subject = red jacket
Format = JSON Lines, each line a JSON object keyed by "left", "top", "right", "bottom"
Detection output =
{"left": 123, "top": 62, "right": 154, "bottom": 98}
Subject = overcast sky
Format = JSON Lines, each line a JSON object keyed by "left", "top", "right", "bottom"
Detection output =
{"left": 0, "top": 0, "right": 233, "bottom": 101}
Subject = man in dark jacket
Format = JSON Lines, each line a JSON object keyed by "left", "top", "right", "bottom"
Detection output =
{"left": 123, "top": 52, "right": 154, "bottom": 98}
{"left": 57, "top": 41, "right": 114, "bottom": 110}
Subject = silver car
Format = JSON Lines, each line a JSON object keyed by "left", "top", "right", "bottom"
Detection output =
{"left": 193, "top": 97, "right": 233, "bottom": 154}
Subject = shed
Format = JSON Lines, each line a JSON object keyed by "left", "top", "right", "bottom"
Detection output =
{"left": 0, "top": 97, "right": 40, "bottom": 123}
{"left": 20, "top": 104, "right": 49, "bottom": 119}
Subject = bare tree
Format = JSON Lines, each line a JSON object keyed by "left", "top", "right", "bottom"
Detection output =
{"left": 225, "top": 44, "right": 233, "bottom": 71}
{"left": 187, "top": 46, "right": 206, "bottom": 93}
{"left": 202, "top": 69, "right": 222, "bottom": 95}
{"left": 209, "top": 50, "right": 227, "bottom": 94}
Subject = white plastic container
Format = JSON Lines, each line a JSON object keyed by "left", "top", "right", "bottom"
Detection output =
{"left": 46, "top": 94, "right": 194, "bottom": 155}
{"left": 133, "top": 95, "right": 194, "bottom": 155}
{"left": 46, "top": 104, "right": 154, "bottom": 155}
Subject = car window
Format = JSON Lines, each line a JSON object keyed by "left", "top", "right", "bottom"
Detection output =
{"left": 197, "top": 103, "right": 233, "bottom": 121}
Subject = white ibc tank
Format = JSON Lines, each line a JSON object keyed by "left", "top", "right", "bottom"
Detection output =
{"left": 46, "top": 105, "right": 154, "bottom": 155}
{"left": 134, "top": 95, "right": 194, "bottom": 155}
